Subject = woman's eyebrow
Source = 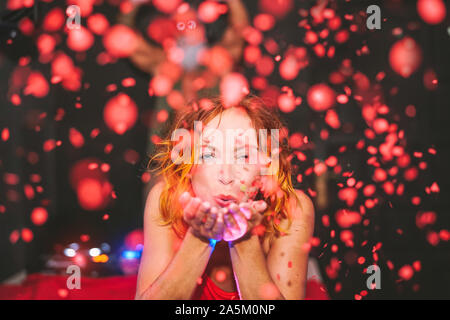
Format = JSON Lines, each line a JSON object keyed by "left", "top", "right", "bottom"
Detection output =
{"left": 201, "top": 144, "right": 216, "bottom": 151}
{"left": 200, "top": 143, "right": 257, "bottom": 151}
{"left": 234, "top": 144, "right": 258, "bottom": 151}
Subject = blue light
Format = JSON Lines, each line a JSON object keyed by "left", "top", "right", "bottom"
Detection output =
{"left": 100, "top": 243, "right": 111, "bottom": 253}
{"left": 122, "top": 250, "right": 140, "bottom": 259}
{"left": 69, "top": 243, "right": 79, "bottom": 251}
{"left": 209, "top": 239, "right": 217, "bottom": 249}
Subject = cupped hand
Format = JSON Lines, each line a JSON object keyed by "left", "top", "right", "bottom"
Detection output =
{"left": 179, "top": 191, "right": 267, "bottom": 242}
{"left": 179, "top": 192, "right": 225, "bottom": 241}
{"left": 222, "top": 200, "right": 267, "bottom": 242}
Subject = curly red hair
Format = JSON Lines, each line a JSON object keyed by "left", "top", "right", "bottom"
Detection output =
{"left": 147, "top": 94, "right": 301, "bottom": 244}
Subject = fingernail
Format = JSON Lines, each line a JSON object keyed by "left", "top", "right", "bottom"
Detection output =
{"left": 257, "top": 201, "right": 267, "bottom": 211}
{"left": 229, "top": 203, "right": 239, "bottom": 213}
{"left": 240, "top": 207, "right": 252, "bottom": 219}
{"left": 202, "top": 201, "right": 211, "bottom": 210}
{"left": 179, "top": 192, "right": 190, "bottom": 204}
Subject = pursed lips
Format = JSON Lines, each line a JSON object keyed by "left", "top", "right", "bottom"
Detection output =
{"left": 214, "top": 195, "right": 237, "bottom": 207}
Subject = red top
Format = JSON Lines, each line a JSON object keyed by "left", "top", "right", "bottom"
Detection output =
{"left": 192, "top": 274, "right": 240, "bottom": 300}
{"left": 191, "top": 274, "right": 330, "bottom": 300}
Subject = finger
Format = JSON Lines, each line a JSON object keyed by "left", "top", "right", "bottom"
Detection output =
{"left": 184, "top": 197, "right": 202, "bottom": 221}
{"left": 199, "top": 201, "right": 211, "bottom": 216}
{"left": 221, "top": 207, "right": 232, "bottom": 229}
{"left": 251, "top": 200, "right": 267, "bottom": 213}
{"left": 224, "top": 210, "right": 239, "bottom": 232}
{"left": 179, "top": 191, "right": 192, "bottom": 208}
{"left": 228, "top": 203, "right": 240, "bottom": 216}
{"left": 193, "top": 200, "right": 210, "bottom": 226}
{"left": 238, "top": 202, "right": 253, "bottom": 219}
{"left": 211, "top": 209, "right": 224, "bottom": 240}
{"left": 248, "top": 205, "right": 265, "bottom": 226}
{"left": 228, "top": 203, "right": 248, "bottom": 222}
{"left": 203, "top": 206, "right": 217, "bottom": 230}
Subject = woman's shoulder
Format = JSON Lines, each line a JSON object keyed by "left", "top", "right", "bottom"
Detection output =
{"left": 146, "top": 178, "right": 165, "bottom": 201}
{"left": 262, "top": 189, "right": 314, "bottom": 253}
{"left": 264, "top": 189, "right": 314, "bottom": 237}
{"left": 144, "top": 179, "right": 166, "bottom": 220}
{"left": 288, "top": 189, "right": 315, "bottom": 223}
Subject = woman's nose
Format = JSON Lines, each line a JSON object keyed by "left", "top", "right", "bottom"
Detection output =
{"left": 218, "top": 165, "right": 234, "bottom": 185}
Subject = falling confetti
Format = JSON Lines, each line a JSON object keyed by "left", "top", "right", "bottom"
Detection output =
{"left": 0, "top": 0, "right": 448, "bottom": 301}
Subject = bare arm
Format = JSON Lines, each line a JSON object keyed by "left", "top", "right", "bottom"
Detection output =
{"left": 116, "top": 2, "right": 166, "bottom": 74}
{"left": 217, "top": 0, "right": 249, "bottom": 63}
{"left": 228, "top": 189, "right": 315, "bottom": 300}
{"left": 135, "top": 182, "right": 214, "bottom": 300}
{"left": 226, "top": 0, "right": 250, "bottom": 33}
{"left": 229, "top": 233, "right": 285, "bottom": 299}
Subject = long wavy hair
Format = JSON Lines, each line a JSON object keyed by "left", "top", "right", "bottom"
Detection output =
{"left": 147, "top": 94, "right": 301, "bottom": 245}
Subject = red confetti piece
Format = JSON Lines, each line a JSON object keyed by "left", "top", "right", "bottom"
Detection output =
{"left": 307, "top": 84, "right": 336, "bottom": 112}
{"left": 398, "top": 265, "right": 414, "bottom": 280}
{"left": 215, "top": 270, "right": 227, "bottom": 282}
{"left": 103, "top": 25, "right": 138, "bottom": 58}
{"left": 10, "top": 230, "right": 20, "bottom": 244}
{"left": 416, "top": 211, "right": 436, "bottom": 229}
{"left": 31, "top": 207, "right": 48, "bottom": 226}
{"left": 21, "top": 228, "right": 33, "bottom": 242}
{"left": 87, "top": 13, "right": 110, "bottom": 35}
{"left": 67, "top": 26, "right": 94, "bottom": 52}
{"left": 69, "top": 128, "right": 85, "bottom": 148}
{"left": 1, "top": 128, "right": 10, "bottom": 141}
{"left": 417, "top": 0, "right": 447, "bottom": 25}
{"left": 254, "top": 13, "right": 275, "bottom": 32}
{"left": 335, "top": 209, "right": 361, "bottom": 228}
{"left": 260, "top": 0, "right": 292, "bottom": 19}
{"left": 198, "top": 1, "right": 227, "bottom": 23}
{"left": 24, "top": 71, "right": 49, "bottom": 98}
{"left": 389, "top": 37, "right": 423, "bottom": 78}
{"left": 103, "top": 93, "right": 138, "bottom": 135}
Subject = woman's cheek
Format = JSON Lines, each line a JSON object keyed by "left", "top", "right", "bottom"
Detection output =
{"left": 237, "top": 163, "right": 259, "bottom": 178}
{"left": 235, "top": 165, "right": 260, "bottom": 190}
{"left": 191, "top": 167, "right": 207, "bottom": 196}
{"left": 191, "top": 165, "right": 218, "bottom": 199}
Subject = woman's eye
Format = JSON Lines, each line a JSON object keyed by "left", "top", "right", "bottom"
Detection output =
{"left": 201, "top": 153, "right": 215, "bottom": 161}
{"left": 236, "top": 153, "right": 249, "bottom": 160}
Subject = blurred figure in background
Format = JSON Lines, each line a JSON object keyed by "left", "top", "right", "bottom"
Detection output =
{"left": 117, "top": 0, "right": 249, "bottom": 163}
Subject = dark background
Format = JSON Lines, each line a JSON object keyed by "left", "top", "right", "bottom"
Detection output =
{"left": 0, "top": 0, "right": 449, "bottom": 299}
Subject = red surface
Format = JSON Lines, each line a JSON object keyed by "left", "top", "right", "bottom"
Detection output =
{"left": 0, "top": 273, "right": 329, "bottom": 300}
{"left": 0, "top": 273, "right": 137, "bottom": 300}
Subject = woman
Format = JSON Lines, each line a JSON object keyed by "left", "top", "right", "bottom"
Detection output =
{"left": 135, "top": 95, "right": 315, "bottom": 300}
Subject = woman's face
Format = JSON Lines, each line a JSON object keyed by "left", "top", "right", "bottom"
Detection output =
{"left": 190, "top": 107, "right": 264, "bottom": 207}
